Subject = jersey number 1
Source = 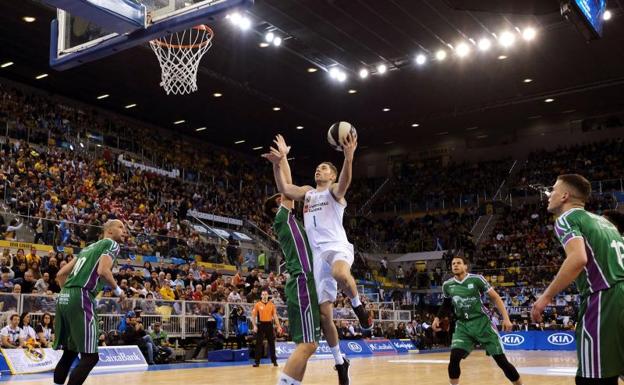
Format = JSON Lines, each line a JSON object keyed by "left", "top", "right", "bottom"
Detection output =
{"left": 313, "top": 215, "right": 317, "bottom": 228}
{"left": 70, "top": 257, "right": 87, "bottom": 277}
{"left": 611, "top": 240, "right": 624, "bottom": 270}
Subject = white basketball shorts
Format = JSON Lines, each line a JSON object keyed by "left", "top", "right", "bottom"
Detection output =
{"left": 311, "top": 242, "right": 354, "bottom": 304}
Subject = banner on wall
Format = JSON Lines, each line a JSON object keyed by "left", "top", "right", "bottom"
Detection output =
{"left": 390, "top": 339, "right": 417, "bottom": 353}
{"left": 0, "top": 346, "right": 147, "bottom": 375}
{"left": 499, "top": 331, "right": 575, "bottom": 351}
{"left": 1, "top": 347, "right": 63, "bottom": 374}
{"left": 339, "top": 340, "right": 372, "bottom": 356}
{"left": 364, "top": 339, "right": 398, "bottom": 355}
{"left": 0, "top": 240, "right": 71, "bottom": 254}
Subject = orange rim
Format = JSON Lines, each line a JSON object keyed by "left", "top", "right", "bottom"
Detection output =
{"left": 150, "top": 25, "right": 214, "bottom": 49}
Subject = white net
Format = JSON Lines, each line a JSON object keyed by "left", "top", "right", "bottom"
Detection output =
{"left": 149, "top": 25, "right": 213, "bottom": 95}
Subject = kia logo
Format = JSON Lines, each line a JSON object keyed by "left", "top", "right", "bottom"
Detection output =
{"left": 347, "top": 342, "right": 362, "bottom": 353}
{"left": 501, "top": 334, "right": 525, "bottom": 346}
{"left": 547, "top": 333, "right": 574, "bottom": 346}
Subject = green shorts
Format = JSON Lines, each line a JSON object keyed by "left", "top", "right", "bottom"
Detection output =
{"left": 576, "top": 282, "right": 624, "bottom": 379}
{"left": 285, "top": 273, "right": 321, "bottom": 344}
{"left": 451, "top": 315, "right": 504, "bottom": 356}
{"left": 53, "top": 287, "right": 100, "bottom": 353}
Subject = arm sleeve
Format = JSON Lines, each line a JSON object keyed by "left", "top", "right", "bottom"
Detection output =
{"left": 103, "top": 240, "right": 121, "bottom": 259}
{"left": 437, "top": 297, "right": 453, "bottom": 319}
{"left": 554, "top": 213, "right": 584, "bottom": 247}
{"left": 476, "top": 275, "right": 492, "bottom": 295}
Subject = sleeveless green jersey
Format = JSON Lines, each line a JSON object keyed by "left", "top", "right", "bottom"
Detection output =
{"left": 273, "top": 206, "right": 314, "bottom": 276}
{"left": 554, "top": 208, "right": 624, "bottom": 298}
{"left": 442, "top": 274, "right": 492, "bottom": 321}
{"left": 64, "top": 238, "right": 121, "bottom": 295}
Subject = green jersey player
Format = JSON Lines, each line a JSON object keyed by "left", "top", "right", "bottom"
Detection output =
{"left": 433, "top": 256, "right": 524, "bottom": 385}
{"left": 532, "top": 174, "right": 624, "bottom": 385}
{"left": 53, "top": 219, "right": 127, "bottom": 385}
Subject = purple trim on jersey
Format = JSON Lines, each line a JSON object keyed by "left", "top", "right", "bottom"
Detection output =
{"left": 287, "top": 214, "right": 312, "bottom": 274}
{"left": 584, "top": 293, "right": 601, "bottom": 377}
{"left": 85, "top": 262, "right": 101, "bottom": 292}
{"left": 82, "top": 289, "right": 94, "bottom": 352}
{"left": 297, "top": 274, "right": 311, "bottom": 343}
{"left": 584, "top": 241, "right": 610, "bottom": 292}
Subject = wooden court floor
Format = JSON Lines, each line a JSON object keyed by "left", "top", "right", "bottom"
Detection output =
{"left": 4, "top": 351, "right": 623, "bottom": 385}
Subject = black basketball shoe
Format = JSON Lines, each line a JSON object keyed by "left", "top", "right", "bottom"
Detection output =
{"left": 334, "top": 356, "right": 350, "bottom": 385}
{"left": 353, "top": 304, "right": 373, "bottom": 331}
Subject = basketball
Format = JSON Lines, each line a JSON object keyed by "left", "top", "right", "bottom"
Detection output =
{"left": 327, "top": 121, "right": 357, "bottom": 151}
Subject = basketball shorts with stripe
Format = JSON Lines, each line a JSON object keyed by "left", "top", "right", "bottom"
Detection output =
{"left": 576, "top": 281, "right": 624, "bottom": 379}
{"left": 451, "top": 315, "right": 504, "bottom": 356}
{"left": 53, "top": 287, "right": 100, "bottom": 353}
{"left": 286, "top": 272, "right": 321, "bottom": 344}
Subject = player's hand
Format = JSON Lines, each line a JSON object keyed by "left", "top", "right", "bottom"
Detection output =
{"left": 530, "top": 294, "right": 551, "bottom": 322}
{"left": 252, "top": 325, "right": 258, "bottom": 334}
{"left": 273, "top": 134, "right": 291, "bottom": 157}
{"left": 341, "top": 132, "right": 357, "bottom": 161}
{"left": 261, "top": 146, "right": 284, "bottom": 165}
{"left": 432, "top": 317, "right": 440, "bottom": 330}
{"left": 502, "top": 318, "right": 513, "bottom": 332}
{"left": 276, "top": 326, "right": 283, "bottom": 336}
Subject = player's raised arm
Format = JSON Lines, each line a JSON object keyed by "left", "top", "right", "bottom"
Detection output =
{"left": 262, "top": 136, "right": 312, "bottom": 201}
{"left": 332, "top": 132, "right": 357, "bottom": 201}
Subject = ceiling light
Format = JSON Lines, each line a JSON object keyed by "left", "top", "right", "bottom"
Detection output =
{"left": 523, "top": 78, "right": 533, "bottom": 83}
{"left": 329, "top": 67, "right": 340, "bottom": 79}
{"left": 384, "top": 141, "right": 394, "bottom": 145}
{"left": 544, "top": 98, "right": 555, "bottom": 103}
{"left": 435, "top": 50, "right": 447, "bottom": 61}
{"left": 359, "top": 68, "right": 369, "bottom": 79}
{"left": 411, "top": 123, "right": 420, "bottom": 127}
{"left": 415, "top": 54, "right": 427, "bottom": 65}
{"left": 498, "top": 55, "right": 508, "bottom": 60}
{"left": 307, "top": 67, "right": 318, "bottom": 73}
{"left": 235, "top": 140, "right": 245, "bottom": 144}
{"left": 22, "top": 16, "right": 36, "bottom": 23}
{"left": 603, "top": 10, "right": 612, "bottom": 21}
{"left": 213, "top": 93, "right": 223, "bottom": 97}
{"left": 498, "top": 31, "right": 516, "bottom": 47}
{"left": 287, "top": 157, "right": 295, "bottom": 161}
{"left": 383, "top": 108, "right": 390, "bottom": 112}
{"left": 377, "top": 64, "right": 387, "bottom": 74}
{"left": 35, "top": 73, "right": 48, "bottom": 79}
{"left": 238, "top": 17, "right": 251, "bottom": 31}
{"left": 259, "top": 42, "right": 269, "bottom": 48}
{"left": 195, "top": 127, "right": 207, "bottom": 132}
{"left": 273, "top": 107, "right": 281, "bottom": 111}
{"left": 79, "top": 142, "right": 84, "bottom": 148}
{"left": 124, "top": 103, "right": 137, "bottom": 109}
{"left": 477, "top": 134, "right": 489, "bottom": 139}
{"left": 1, "top": 62, "right": 14, "bottom": 68}
{"left": 273, "top": 36, "right": 282, "bottom": 47}
{"left": 69, "top": 144, "right": 74, "bottom": 151}
{"left": 348, "top": 89, "right": 357, "bottom": 94}
{"left": 437, "top": 131, "right": 449, "bottom": 136}
{"left": 265, "top": 32, "right": 275, "bottom": 43}
{"left": 455, "top": 42, "right": 471, "bottom": 58}
{"left": 466, "top": 126, "right": 478, "bottom": 131}
{"left": 96, "top": 94, "right": 109, "bottom": 100}
{"left": 253, "top": 146, "right": 263, "bottom": 150}
{"left": 296, "top": 126, "right": 304, "bottom": 130}
{"left": 478, "top": 38, "right": 491, "bottom": 51}
{"left": 336, "top": 71, "right": 347, "bottom": 82}
{"left": 522, "top": 27, "right": 537, "bottom": 41}
{"left": 96, "top": 144, "right": 102, "bottom": 147}
{"left": 173, "top": 120, "right": 185, "bottom": 125}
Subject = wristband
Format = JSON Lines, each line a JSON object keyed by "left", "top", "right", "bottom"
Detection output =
{"left": 114, "top": 286, "right": 123, "bottom": 296}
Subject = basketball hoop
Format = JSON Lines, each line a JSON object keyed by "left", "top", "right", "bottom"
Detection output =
{"left": 149, "top": 25, "right": 214, "bottom": 95}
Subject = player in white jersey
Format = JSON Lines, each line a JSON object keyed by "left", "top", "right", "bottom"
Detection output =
{"left": 271, "top": 134, "right": 372, "bottom": 383}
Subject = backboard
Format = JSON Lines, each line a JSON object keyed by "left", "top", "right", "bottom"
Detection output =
{"left": 48, "top": 0, "right": 253, "bottom": 70}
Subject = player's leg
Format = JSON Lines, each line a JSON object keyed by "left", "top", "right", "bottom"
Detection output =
{"left": 320, "top": 300, "right": 350, "bottom": 385}
{"left": 279, "top": 343, "right": 318, "bottom": 385}
{"left": 254, "top": 324, "right": 267, "bottom": 366}
{"left": 279, "top": 274, "right": 321, "bottom": 383}
{"left": 53, "top": 295, "right": 78, "bottom": 385}
{"left": 328, "top": 249, "right": 372, "bottom": 330}
{"left": 448, "top": 348, "right": 469, "bottom": 385}
{"left": 474, "top": 316, "right": 523, "bottom": 385}
{"left": 448, "top": 321, "right": 475, "bottom": 385}
{"left": 64, "top": 289, "right": 100, "bottom": 385}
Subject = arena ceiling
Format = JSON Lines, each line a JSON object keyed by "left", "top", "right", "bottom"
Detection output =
{"left": 1, "top": 0, "right": 624, "bottom": 166}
